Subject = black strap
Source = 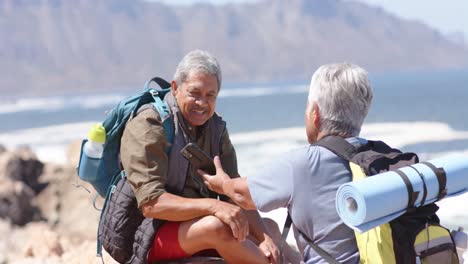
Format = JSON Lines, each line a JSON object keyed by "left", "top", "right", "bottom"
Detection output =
{"left": 135, "top": 103, "right": 154, "bottom": 115}
{"left": 279, "top": 213, "right": 292, "bottom": 253}
{"left": 314, "top": 135, "right": 358, "bottom": 162}
{"left": 132, "top": 91, "right": 159, "bottom": 119}
{"left": 408, "top": 165, "right": 428, "bottom": 207}
{"left": 147, "top": 76, "right": 171, "bottom": 89}
{"left": 280, "top": 213, "right": 340, "bottom": 264}
{"left": 395, "top": 169, "right": 419, "bottom": 210}
{"left": 420, "top": 161, "right": 447, "bottom": 201}
{"left": 279, "top": 214, "right": 292, "bottom": 264}
{"left": 418, "top": 243, "right": 455, "bottom": 258}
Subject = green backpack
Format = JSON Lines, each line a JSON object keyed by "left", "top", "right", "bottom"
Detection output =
{"left": 76, "top": 77, "right": 175, "bottom": 258}
{"left": 77, "top": 77, "right": 174, "bottom": 197}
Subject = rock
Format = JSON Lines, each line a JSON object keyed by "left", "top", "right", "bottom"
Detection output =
{"left": 55, "top": 173, "right": 101, "bottom": 241}
{"left": 37, "top": 163, "right": 100, "bottom": 240}
{"left": 0, "top": 147, "right": 111, "bottom": 264}
{"left": 4, "top": 148, "right": 46, "bottom": 194}
{"left": 0, "top": 219, "right": 11, "bottom": 263}
{"left": 67, "top": 140, "right": 82, "bottom": 169}
{"left": 35, "top": 184, "right": 60, "bottom": 227}
{"left": 0, "top": 148, "right": 47, "bottom": 226}
{"left": 22, "top": 224, "right": 63, "bottom": 258}
{"left": 0, "top": 144, "right": 6, "bottom": 154}
{"left": 0, "top": 146, "right": 220, "bottom": 264}
{"left": 0, "top": 180, "right": 42, "bottom": 226}
{"left": 40, "top": 163, "right": 66, "bottom": 183}
{"left": 51, "top": 240, "right": 118, "bottom": 264}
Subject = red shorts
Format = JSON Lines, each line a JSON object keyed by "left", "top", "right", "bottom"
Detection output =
{"left": 147, "top": 221, "right": 189, "bottom": 262}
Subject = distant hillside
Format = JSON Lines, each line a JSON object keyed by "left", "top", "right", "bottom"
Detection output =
{"left": 1, "top": 0, "right": 467, "bottom": 96}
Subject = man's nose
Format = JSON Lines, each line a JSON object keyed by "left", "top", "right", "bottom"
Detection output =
{"left": 195, "top": 96, "right": 208, "bottom": 106}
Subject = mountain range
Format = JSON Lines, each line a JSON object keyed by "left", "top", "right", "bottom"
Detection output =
{"left": 1, "top": 0, "right": 467, "bottom": 96}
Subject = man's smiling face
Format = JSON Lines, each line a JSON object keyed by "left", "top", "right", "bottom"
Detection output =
{"left": 172, "top": 71, "right": 219, "bottom": 127}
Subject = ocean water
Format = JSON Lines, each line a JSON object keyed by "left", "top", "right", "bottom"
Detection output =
{"left": 0, "top": 69, "right": 467, "bottom": 241}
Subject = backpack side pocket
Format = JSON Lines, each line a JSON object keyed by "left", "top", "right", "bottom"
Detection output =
{"left": 414, "top": 224, "right": 459, "bottom": 264}
{"left": 77, "top": 139, "right": 101, "bottom": 184}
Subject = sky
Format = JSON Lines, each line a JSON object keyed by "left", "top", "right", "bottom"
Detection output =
{"left": 149, "top": 0, "right": 468, "bottom": 40}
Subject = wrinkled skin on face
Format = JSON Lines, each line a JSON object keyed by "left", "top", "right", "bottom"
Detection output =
{"left": 172, "top": 72, "right": 219, "bottom": 127}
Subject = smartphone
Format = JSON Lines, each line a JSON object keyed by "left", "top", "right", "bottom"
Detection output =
{"left": 180, "top": 143, "right": 216, "bottom": 175}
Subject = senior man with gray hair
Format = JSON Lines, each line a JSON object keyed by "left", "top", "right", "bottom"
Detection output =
{"left": 199, "top": 63, "right": 374, "bottom": 263}
{"left": 99, "top": 50, "right": 278, "bottom": 264}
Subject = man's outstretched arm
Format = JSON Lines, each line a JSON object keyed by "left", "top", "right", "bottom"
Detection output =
{"left": 198, "top": 156, "right": 256, "bottom": 210}
{"left": 199, "top": 157, "right": 280, "bottom": 263}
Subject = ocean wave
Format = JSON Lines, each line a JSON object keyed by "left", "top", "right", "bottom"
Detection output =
{"left": 230, "top": 122, "right": 468, "bottom": 176}
{"left": 0, "top": 122, "right": 98, "bottom": 165}
{"left": 219, "top": 85, "right": 308, "bottom": 98}
{"left": 0, "top": 85, "right": 308, "bottom": 114}
{"left": 0, "top": 97, "right": 67, "bottom": 114}
{"left": 0, "top": 121, "right": 466, "bottom": 230}
{"left": 1, "top": 121, "right": 468, "bottom": 165}
{"left": 0, "top": 95, "right": 126, "bottom": 114}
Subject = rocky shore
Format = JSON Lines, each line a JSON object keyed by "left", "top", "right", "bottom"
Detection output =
{"left": 0, "top": 143, "right": 117, "bottom": 263}
{"left": 0, "top": 142, "right": 302, "bottom": 264}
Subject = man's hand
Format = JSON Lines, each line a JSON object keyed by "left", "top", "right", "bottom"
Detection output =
{"left": 198, "top": 156, "right": 231, "bottom": 195}
{"left": 259, "top": 234, "right": 280, "bottom": 264}
{"left": 211, "top": 200, "right": 249, "bottom": 242}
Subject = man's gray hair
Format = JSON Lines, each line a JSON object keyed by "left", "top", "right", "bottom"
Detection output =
{"left": 307, "top": 63, "right": 373, "bottom": 136}
{"left": 173, "top": 50, "right": 222, "bottom": 89}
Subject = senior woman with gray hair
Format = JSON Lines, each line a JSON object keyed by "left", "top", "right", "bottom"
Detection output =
{"left": 199, "top": 63, "right": 373, "bottom": 264}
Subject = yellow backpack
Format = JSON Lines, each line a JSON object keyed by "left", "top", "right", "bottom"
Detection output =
{"left": 318, "top": 136, "right": 459, "bottom": 264}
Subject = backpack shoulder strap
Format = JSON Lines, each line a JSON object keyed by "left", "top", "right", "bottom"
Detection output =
{"left": 279, "top": 213, "right": 293, "bottom": 257}
{"left": 150, "top": 92, "right": 174, "bottom": 153}
{"left": 280, "top": 136, "right": 357, "bottom": 263}
{"left": 314, "top": 135, "right": 358, "bottom": 161}
{"left": 132, "top": 96, "right": 174, "bottom": 155}
{"left": 131, "top": 77, "right": 174, "bottom": 154}
{"left": 144, "top": 76, "right": 171, "bottom": 90}
{"left": 280, "top": 213, "right": 340, "bottom": 264}
{"left": 144, "top": 77, "right": 174, "bottom": 152}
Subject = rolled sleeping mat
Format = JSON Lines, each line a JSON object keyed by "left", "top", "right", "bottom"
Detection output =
{"left": 336, "top": 153, "right": 468, "bottom": 233}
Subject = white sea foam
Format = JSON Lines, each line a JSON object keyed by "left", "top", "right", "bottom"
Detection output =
{"left": 1, "top": 120, "right": 467, "bottom": 171}
{"left": 0, "top": 95, "right": 127, "bottom": 114}
{"left": 0, "top": 121, "right": 467, "bottom": 236}
{"left": 0, "top": 97, "right": 67, "bottom": 114}
{"left": 361, "top": 122, "right": 468, "bottom": 149}
{"left": 0, "top": 85, "right": 307, "bottom": 115}
{"left": 0, "top": 122, "right": 99, "bottom": 164}
{"left": 230, "top": 123, "right": 468, "bottom": 175}
{"left": 219, "top": 85, "right": 307, "bottom": 98}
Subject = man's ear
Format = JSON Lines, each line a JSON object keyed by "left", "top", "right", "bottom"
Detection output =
{"left": 171, "top": 80, "right": 178, "bottom": 95}
{"left": 312, "top": 103, "right": 320, "bottom": 128}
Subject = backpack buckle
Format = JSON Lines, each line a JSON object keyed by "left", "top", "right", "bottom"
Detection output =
{"left": 150, "top": 90, "right": 159, "bottom": 97}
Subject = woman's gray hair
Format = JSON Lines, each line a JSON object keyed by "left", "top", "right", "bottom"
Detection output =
{"left": 173, "top": 50, "right": 222, "bottom": 90}
{"left": 307, "top": 63, "right": 373, "bottom": 136}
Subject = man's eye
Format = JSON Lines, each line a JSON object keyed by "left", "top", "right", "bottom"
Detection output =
{"left": 188, "top": 91, "right": 198, "bottom": 97}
